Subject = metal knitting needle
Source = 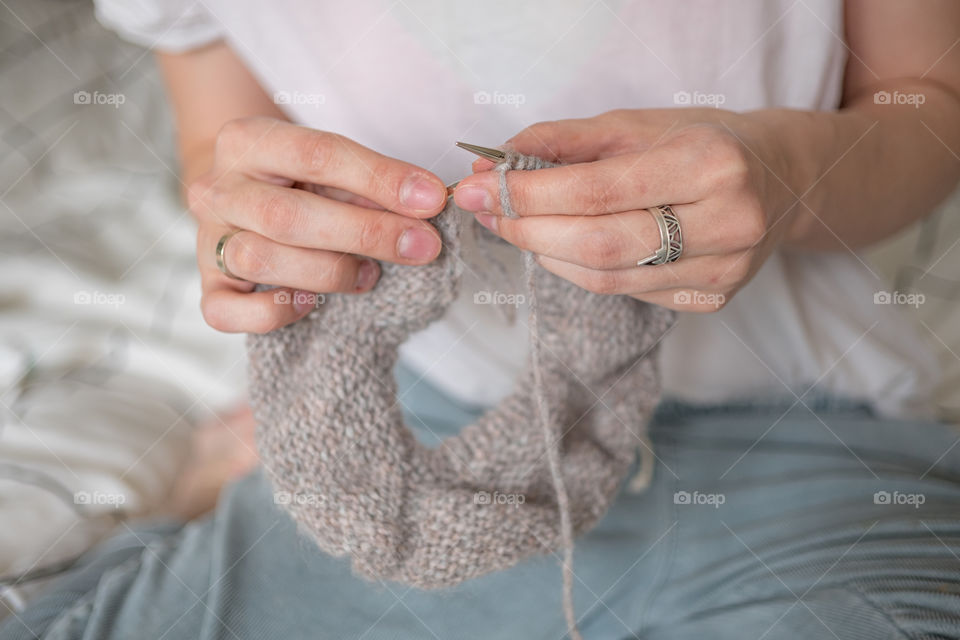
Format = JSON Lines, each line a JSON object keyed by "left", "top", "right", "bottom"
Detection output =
{"left": 446, "top": 142, "right": 506, "bottom": 197}
{"left": 455, "top": 141, "right": 506, "bottom": 162}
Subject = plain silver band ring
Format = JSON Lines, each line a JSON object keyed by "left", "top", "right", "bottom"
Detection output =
{"left": 215, "top": 229, "right": 247, "bottom": 281}
{"left": 637, "top": 205, "right": 683, "bottom": 266}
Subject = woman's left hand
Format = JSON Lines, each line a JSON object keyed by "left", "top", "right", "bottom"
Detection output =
{"left": 453, "top": 109, "right": 795, "bottom": 312}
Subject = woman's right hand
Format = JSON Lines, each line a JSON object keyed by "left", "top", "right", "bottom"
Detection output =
{"left": 186, "top": 117, "right": 448, "bottom": 333}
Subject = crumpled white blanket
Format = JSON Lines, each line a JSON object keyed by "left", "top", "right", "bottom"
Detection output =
{"left": 0, "top": 0, "right": 246, "bottom": 611}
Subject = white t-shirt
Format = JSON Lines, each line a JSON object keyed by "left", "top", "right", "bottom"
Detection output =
{"left": 96, "top": 0, "right": 940, "bottom": 418}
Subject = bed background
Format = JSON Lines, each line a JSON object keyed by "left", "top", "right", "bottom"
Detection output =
{"left": 2, "top": 0, "right": 959, "bottom": 617}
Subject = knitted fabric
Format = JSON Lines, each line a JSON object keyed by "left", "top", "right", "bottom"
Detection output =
{"left": 247, "top": 150, "right": 675, "bottom": 637}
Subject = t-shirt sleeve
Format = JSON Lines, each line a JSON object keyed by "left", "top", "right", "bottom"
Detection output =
{"left": 94, "top": 0, "right": 225, "bottom": 52}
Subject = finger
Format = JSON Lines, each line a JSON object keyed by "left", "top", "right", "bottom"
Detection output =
{"left": 480, "top": 205, "right": 715, "bottom": 270}
{"left": 454, "top": 146, "right": 699, "bottom": 217}
{"left": 200, "top": 284, "right": 317, "bottom": 334}
{"left": 205, "top": 177, "right": 442, "bottom": 264}
{"left": 202, "top": 228, "right": 380, "bottom": 293}
{"left": 471, "top": 157, "right": 497, "bottom": 173}
{"left": 502, "top": 116, "right": 633, "bottom": 164}
{"left": 304, "top": 184, "right": 386, "bottom": 210}
{"left": 535, "top": 252, "right": 746, "bottom": 296}
{"left": 213, "top": 118, "right": 447, "bottom": 217}
{"left": 466, "top": 112, "right": 676, "bottom": 173}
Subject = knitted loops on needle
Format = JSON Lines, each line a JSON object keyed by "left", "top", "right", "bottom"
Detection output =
{"left": 247, "top": 150, "right": 675, "bottom": 639}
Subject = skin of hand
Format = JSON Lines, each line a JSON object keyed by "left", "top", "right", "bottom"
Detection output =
{"left": 186, "top": 117, "right": 449, "bottom": 333}
{"left": 166, "top": 0, "right": 959, "bottom": 325}
{"left": 451, "top": 0, "right": 960, "bottom": 313}
{"left": 454, "top": 109, "right": 783, "bottom": 312}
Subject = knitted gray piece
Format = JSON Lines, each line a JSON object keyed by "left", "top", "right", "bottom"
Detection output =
{"left": 247, "top": 150, "right": 675, "bottom": 632}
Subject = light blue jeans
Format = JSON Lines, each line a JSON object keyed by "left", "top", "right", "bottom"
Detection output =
{"left": 4, "top": 364, "right": 960, "bottom": 639}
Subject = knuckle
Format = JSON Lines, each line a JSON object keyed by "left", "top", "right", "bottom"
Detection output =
{"left": 507, "top": 176, "right": 534, "bottom": 215}
{"left": 577, "top": 228, "right": 623, "bottom": 268}
{"left": 214, "top": 118, "right": 250, "bottom": 160}
{"left": 366, "top": 158, "right": 400, "bottom": 204}
{"left": 319, "top": 259, "right": 358, "bottom": 292}
{"left": 726, "top": 258, "right": 752, "bottom": 285}
{"left": 186, "top": 175, "right": 213, "bottom": 217}
{"left": 251, "top": 192, "right": 305, "bottom": 243}
{"left": 228, "top": 236, "right": 270, "bottom": 281}
{"left": 729, "top": 204, "right": 767, "bottom": 248}
{"left": 353, "top": 217, "right": 388, "bottom": 255}
{"left": 205, "top": 182, "right": 233, "bottom": 223}
{"left": 571, "top": 172, "right": 611, "bottom": 214}
{"left": 298, "top": 130, "right": 340, "bottom": 177}
{"left": 200, "top": 295, "right": 231, "bottom": 332}
{"left": 500, "top": 218, "right": 525, "bottom": 249}
{"left": 711, "top": 258, "right": 750, "bottom": 289}
{"left": 701, "top": 134, "right": 750, "bottom": 189}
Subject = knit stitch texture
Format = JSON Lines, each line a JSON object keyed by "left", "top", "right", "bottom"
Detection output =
{"left": 247, "top": 150, "right": 675, "bottom": 631}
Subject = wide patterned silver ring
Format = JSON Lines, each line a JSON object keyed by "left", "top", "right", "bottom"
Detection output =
{"left": 637, "top": 205, "right": 683, "bottom": 266}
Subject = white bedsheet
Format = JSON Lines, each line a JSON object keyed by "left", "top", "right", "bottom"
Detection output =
{"left": 0, "top": 0, "right": 246, "bottom": 607}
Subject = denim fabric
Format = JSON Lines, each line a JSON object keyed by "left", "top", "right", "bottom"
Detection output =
{"left": 3, "top": 364, "right": 960, "bottom": 639}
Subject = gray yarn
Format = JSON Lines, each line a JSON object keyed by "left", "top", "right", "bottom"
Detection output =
{"left": 495, "top": 151, "right": 585, "bottom": 636}
{"left": 247, "top": 150, "right": 675, "bottom": 638}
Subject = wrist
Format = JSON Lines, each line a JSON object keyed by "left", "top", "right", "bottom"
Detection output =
{"left": 734, "top": 109, "right": 831, "bottom": 246}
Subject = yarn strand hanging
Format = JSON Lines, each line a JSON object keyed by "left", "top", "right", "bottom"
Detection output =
{"left": 247, "top": 148, "right": 675, "bottom": 640}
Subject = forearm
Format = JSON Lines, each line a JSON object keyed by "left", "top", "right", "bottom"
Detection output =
{"left": 753, "top": 80, "right": 960, "bottom": 251}
{"left": 155, "top": 43, "right": 288, "bottom": 202}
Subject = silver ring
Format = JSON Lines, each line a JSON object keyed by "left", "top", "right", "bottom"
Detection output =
{"left": 637, "top": 205, "right": 683, "bottom": 266}
{"left": 215, "top": 229, "right": 247, "bottom": 281}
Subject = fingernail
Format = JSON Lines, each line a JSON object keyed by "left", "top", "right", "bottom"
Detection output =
{"left": 293, "top": 291, "right": 315, "bottom": 314}
{"left": 398, "top": 227, "right": 440, "bottom": 261}
{"left": 475, "top": 213, "right": 498, "bottom": 233}
{"left": 355, "top": 259, "right": 379, "bottom": 291}
{"left": 400, "top": 175, "right": 445, "bottom": 211}
{"left": 454, "top": 184, "right": 493, "bottom": 212}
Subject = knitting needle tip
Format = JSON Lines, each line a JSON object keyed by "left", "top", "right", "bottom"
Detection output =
{"left": 455, "top": 141, "right": 507, "bottom": 163}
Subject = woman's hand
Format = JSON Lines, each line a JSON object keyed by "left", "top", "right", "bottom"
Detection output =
{"left": 453, "top": 109, "right": 795, "bottom": 312}
{"left": 187, "top": 117, "right": 448, "bottom": 332}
